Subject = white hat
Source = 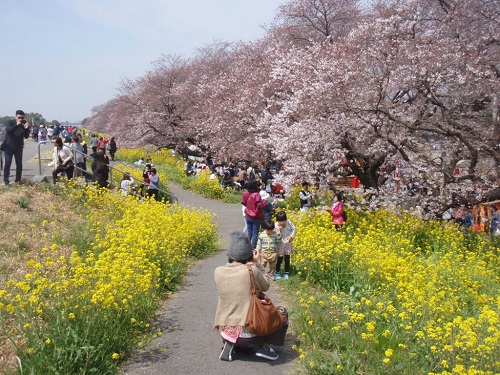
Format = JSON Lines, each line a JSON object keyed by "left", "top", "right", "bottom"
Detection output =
{"left": 259, "top": 190, "right": 270, "bottom": 200}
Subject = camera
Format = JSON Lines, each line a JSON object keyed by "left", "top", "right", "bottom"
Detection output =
{"left": 20, "top": 120, "right": 27, "bottom": 125}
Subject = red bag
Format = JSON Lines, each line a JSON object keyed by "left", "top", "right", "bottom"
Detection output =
{"left": 245, "top": 264, "right": 285, "bottom": 336}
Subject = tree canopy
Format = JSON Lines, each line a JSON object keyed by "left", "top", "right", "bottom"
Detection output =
{"left": 86, "top": 0, "right": 500, "bottom": 208}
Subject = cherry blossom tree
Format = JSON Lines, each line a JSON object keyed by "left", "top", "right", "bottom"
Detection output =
{"left": 260, "top": 0, "right": 499, "bottom": 206}
{"left": 86, "top": 0, "right": 499, "bottom": 207}
{"left": 87, "top": 54, "right": 200, "bottom": 149}
{"left": 191, "top": 39, "right": 289, "bottom": 164}
{"left": 272, "top": 0, "right": 362, "bottom": 45}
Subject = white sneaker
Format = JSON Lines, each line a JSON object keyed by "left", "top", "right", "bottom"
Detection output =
{"left": 219, "top": 341, "right": 234, "bottom": 361}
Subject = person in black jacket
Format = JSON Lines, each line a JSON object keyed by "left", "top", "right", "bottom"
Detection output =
{"left": 2, "top": 110, "right": 30, "bottom": 185}
{"left": 91, "top": 153, "right": 109, "bottom": 188}
{"left": 108, "top": 136, "right": 117, "bottom": 161}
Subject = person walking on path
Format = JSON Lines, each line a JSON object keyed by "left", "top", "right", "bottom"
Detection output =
{"left": 108, "top": 136, "right": 117, "bottom": 161}
{"left": 71, "top": 136, "right": 85, "bottom": 177}
{"left": 90, "top": 134, "right": 99, "bottom": 154}
{"left": 242, "top": 180, "right": 268, "bottom": 249}
{"left": 2, "top": 110, "right": 30, "bottom": 185}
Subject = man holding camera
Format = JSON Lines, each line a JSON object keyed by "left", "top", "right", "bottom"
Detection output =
{"left": 2, "top": 110, "right": 30, "bottom": 185}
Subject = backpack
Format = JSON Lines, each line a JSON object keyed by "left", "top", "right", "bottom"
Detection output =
{"left": 342, "top": 210, "right": 347, "bottom": 222}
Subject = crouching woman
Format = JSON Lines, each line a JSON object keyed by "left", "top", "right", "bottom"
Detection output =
{"left": 213, "top": 231, "right": 288, "bottom": 362}
{"left": 51, "top": 137, "right": 74, "bottom": 184}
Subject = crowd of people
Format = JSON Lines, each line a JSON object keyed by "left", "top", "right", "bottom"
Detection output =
{"left": 184, "top": 160, "right": 287, "bottom": 199}
{"left": 49, "top": 134, "right": 113, "bottom": 187}
{"left": 5, "top": 110, "right": 498, "bottom": 367}
{"left": 31, "top": 123, "right": 82, "bottom": 144}
{"left": 124, "top": 160, "right": 163, "bottom": 200}
{"left": 443, "top": 203, "right": 500, "bottom": 234}
{"left": 0, "top": 110, "right": 117, "bottom": 189}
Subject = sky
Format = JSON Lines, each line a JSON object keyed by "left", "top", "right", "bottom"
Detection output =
{"left": 0, "top": 0, "right": 287, "bottom": 123}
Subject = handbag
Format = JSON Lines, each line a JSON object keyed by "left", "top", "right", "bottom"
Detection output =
{"left": 60, "top": 159, "right": 74, "bottom": 170}
{"left": 245, "top": 264, "right": 285, "bottom": 336}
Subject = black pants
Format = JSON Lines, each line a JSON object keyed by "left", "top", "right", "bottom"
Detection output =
{"left": 147, "top": 188, "right": 159, "bottom": 201}
{"left": 226, "top": 310, "right": 288, "bottom": 350}
{"left": 276, "top": 254, "right": 290, "bottom": 274}
{"left": 52, "top": 165, "right": 74, "bottom": 184}
{"left": 3, "top": 146, "right": 23, "bottom": 184}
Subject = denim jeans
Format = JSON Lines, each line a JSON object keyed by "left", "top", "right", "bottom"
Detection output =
{"left": 245, "top": 217, "right": 262, "bottom": 249}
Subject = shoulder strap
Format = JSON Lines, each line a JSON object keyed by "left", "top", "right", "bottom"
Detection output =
{"left": 246, "top": 263, "right": 257, "bottom": 295}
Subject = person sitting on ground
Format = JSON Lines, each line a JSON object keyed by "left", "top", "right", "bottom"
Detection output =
{"left": 491, "top": 206, "right": 499, "bottom": 234}
{"left": 222, "top": 168, "right": 234, "bottom": 188}
{"left": 134, "top": 157, "right": 146, "bottom": 166}
{"left": 120, "top": 173, "right": 136, "bottom": 196}
{"left": 214, "top": 231, "right": 287, "bottom": 362}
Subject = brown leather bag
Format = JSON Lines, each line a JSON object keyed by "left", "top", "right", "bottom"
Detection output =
{"left": 245, "top": 264, "right": 285, "bottom": 336}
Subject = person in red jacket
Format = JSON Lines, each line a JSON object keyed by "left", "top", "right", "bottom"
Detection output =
{"left": 241, "top": 180, "right": 268, "bottom": 249}
{"left": 327, "top": 193, "right": 345, "bottom": 229}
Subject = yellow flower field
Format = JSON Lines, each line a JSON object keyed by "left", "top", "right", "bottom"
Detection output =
{"left": 0, "top": 182, "right": 218, "bottom": 374}
{"left": 289, "top": 209, "right": 500, "bottom": 375}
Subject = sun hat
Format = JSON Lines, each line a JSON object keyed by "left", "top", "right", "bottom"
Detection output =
{"left": 228, "top": 231, "right": 253, "bottom": 261}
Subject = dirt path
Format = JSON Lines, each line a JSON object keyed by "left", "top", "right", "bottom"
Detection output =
{"left": 119, "top": 184, "right": 296, "bottom": 375}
